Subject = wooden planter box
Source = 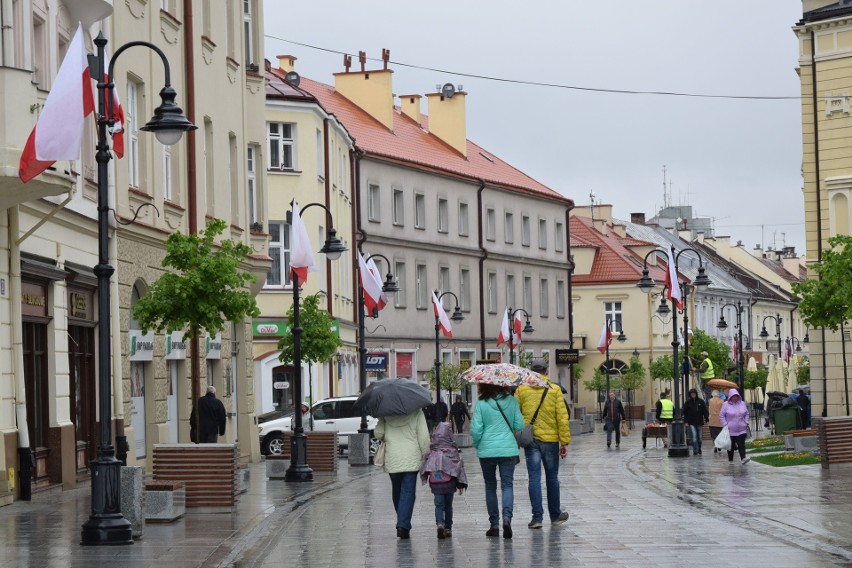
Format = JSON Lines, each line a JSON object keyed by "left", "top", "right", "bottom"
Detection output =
{"left": 626, "top": 405, "right": 645, "bottom": 420}
{"left": 815, "top": 417, "right": 852, "bottom": 469}
{"left": 278, "top": 432, "right": 339, "bottom": 473}
{"left": 152, "top": 444, "right": 238, "bottom": 512}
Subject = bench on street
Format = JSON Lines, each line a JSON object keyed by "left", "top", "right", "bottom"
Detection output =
{"left": 815, "top": 417, "right": 852, "bottom": 469}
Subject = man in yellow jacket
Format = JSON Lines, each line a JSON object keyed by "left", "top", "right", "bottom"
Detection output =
{"left": 515, "top": 359, "right": 571, "bottom": 529}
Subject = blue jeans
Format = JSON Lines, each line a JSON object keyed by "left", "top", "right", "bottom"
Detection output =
{"left": 689, "top": 425, "right": 703, "bottom": 454}
{"left": 434, "top": 492, "right": 454, "bottom": 527}
{"left": 605, "top": 420, "right": 621, "bottom": 445}
{"left": 524, "top": 440, "right": 562, "bottom": 522}
{"left": 389, "top": 471, "right": 418, "bottom": 530}
{"left": 479, "top": 457, "right": 516, "bottom": 527}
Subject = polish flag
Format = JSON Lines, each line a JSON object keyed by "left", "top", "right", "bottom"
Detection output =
{"left": 103, "top": 47, "right": 125, "bottom": 158}
{"left": 496, "top": 308, "right": 510, "bottom": 346}
{"left": 288, "top": 201, "right": 317, "bottom": 286}
{"left": 365, "top": 256, "right": 388, "bottom": 310}
{"left": 358, "top": 251, "right": 385, "bottom": 314}
{"left": 512, "top": 311, "right": 523, "bottom": 348}
{"left": 19, "top": 23, "right": 95, "bottom": 183}
{"left": 597, "top": 321, "right": 612, "bottom": 354}
{"left": 664, "top": 246, "right": 683, "bottom": 311}
{"left": 432, "top": 291, "right": 452, "bottom": 337}
{"left": 732, "top": 335, "right": 739, "bottom": 361}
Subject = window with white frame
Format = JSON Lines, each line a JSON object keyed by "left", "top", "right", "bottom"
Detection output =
{"left": 488, "top": 272, "right": 498, "bottom": 313}
{"left": 539, "top": 278, "right": 549, "bottom": 316}
{"left": 416, "top": 264, "right": 428, "bottom": 309}
{"left": 486, "top": 349, "right": 502, "bottom": 363}
{"left": 316, "top": 129, "right": 324, "bottom": 178}
{"left": 486, "top": 208, "right": 496, "bottom": 241}
{"left": 538, "top": 219, "right": 547, "bottom": 250}
{"left": 265, "top": 221, "right": 291, "bottom": 288}
{"left": 556, "top": 280, "right": 566, "bottom": 318}
{"left": 523, "top": 276, "right": 533, "bottom": 312}
{"left": 555, "top": 221, "right": 564, "bottom": 252}
{"left": 415, "top": 193, "right": 426, "bottom": 229}
{"left": 604, "top": 301, "right": 623, "bottom": 332}
{"left": 458, "top": 202, "right": 469, "bottom": 236}
{"left": 394, "top": 261, "right": 407, "bottom": 308}
{"left": 522, "top": 215, "right": 531, "bottom": 247}
{"left": 439, "top": 266, "right": 450, "bottom": 308}
{"left": 441, "top": 350, "right": 453, "bottom": 365}
{"left": 247, "top": 146, "right": 257, "bottom": 225}
{"left": 460, "top": 268, "right": 471, "bottom": 312}
{"left": 459, "top": 349, "right": 476, "bottom": 368}
{"left": 126, "top": 80, "right": 140, "bottom": 188}
{"left": 268, "top": 122, "right": 296, "bottom": 170}
{"left": 368, "top": 184, "right": 380, "bottom": 221}
{"left": 504, "top": 211, "right": 514, "bottom": 244}
{"left": 438, "top": 198, "right": 449, "bottom": 233}
{"left": 162, "top": 144, "right": 173, "bottom": 201}
{"left": 243, "top": 0, "right": 255, "bottom": 66}
{"left": 506, "top": 274, "right": 516, "bottom": 308}
{"left": 393, "top": 189, "right": 404, "bottom": 226}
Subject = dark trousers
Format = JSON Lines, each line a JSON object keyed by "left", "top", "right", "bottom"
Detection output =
{"left": 727, "top": 433, "right": 747, "bottom": 461}
{"left": 453, "top": 416, "right": 466, "bottom": 433}
{"left": 605, "top": 420, "right": 621, "bottom": 445}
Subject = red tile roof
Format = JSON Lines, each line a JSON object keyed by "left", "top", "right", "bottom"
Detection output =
{"left": 268, "top": 66, "right": 571, "bottom": 204}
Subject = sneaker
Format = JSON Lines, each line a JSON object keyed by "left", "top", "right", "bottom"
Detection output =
{"left": 527, "top": 519, "right": 543, "bottom": 529}
{"left": 437, "top": 524, "right": 446, "bottom": 539}
{"left": 397, "top": 528, "right": 410, "bottom": 539}
{"left": 552, "top": 512, "right": 570, "bottom": 526}
{"left": 742, "top": 456, "right": 751, "bottom": 464}
{"left": 503, "top": 522, "right": 513, "bottom": 540}
{"left": 485, "top": 527, "right": 500, "bottom": 537}
{"left": 607, "top": 442, "right": 611, "bottom": 448}
{"left": 444, "top": 528, "right": 452, "bottom": 538}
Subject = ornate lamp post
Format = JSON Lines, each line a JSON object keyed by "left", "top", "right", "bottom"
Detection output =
{"left": 717, "top": 301, "right": 746, "bottom": 394}
{"left": 81, "top": 33, "right": 195, "bottom": 546}
{"left": 434, "top": 291, "right": 464, "bottom": 408}
{"left": 637, "top": 245, "right": 711, "bottom": 458}
{"left": 285, "top": 203, "right": 346, "bottom": 483}
{"left": 357, "top": 253, "right": 398, "bottom": 434}
{"left": 506, "top": 307, "right": 534, "bottom": 365}
{"left": 759, "top": 314, "right": 783, "bottom": 361}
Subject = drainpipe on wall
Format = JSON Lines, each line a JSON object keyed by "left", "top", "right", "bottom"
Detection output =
{"left": 564, "top": 207, "right": 575, "bottom": 401}
{"left": 475, "top": 179, "right": 487, "bottom": 359}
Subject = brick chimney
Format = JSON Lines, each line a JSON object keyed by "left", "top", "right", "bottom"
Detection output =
{"left": 399, "top": 94, "right": 421, "bottom": 125}
{"left": 426, "top": 88, "right": 467, "bottom": 156}
{"left": 753, "top": 244, "right": 763, "bottom": 258}
{"left": 631, "top": 212, "right": 646, "bottom": 225}
{"left": 277, "top": 55, "right": 297, "bottom": 73}
{"left": 334, "top": 50, "right": 395, "bottom": 131}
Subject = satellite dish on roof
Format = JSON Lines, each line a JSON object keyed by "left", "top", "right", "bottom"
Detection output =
{"left": 441, "top": 83, "right": 456, "bottom": 98}
{"left": 285, "top": 71, "right": 301, "bottom": 87}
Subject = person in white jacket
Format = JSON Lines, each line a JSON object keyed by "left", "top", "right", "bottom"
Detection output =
{"left": 374, "top": 410, "right": 430, "bottom": 539}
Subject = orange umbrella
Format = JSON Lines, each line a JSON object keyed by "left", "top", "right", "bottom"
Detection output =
{"left": 707, "top": 378, "right": 739, "bottom": 390}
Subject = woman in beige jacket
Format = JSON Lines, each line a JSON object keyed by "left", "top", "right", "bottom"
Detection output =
{"left": 707, "top": 390, "right": 724, "bottom": 454}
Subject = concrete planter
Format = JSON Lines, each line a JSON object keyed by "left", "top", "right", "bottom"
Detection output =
{"left": 120, "top": 466, "right": 145, "bottom": 539}
{"left": 144, "top": 481, "right": 186, "bottom": 522}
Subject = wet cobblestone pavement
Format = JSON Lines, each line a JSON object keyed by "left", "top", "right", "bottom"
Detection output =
{"left": 1, "top": 427, "right": 851, "bottom": 567}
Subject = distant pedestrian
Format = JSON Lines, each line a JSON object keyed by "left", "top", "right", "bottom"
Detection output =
{"left": 719, "top": 388, "right": 750, "bottom": 465}
{"left": 470, "top": 383, "right": 524, "bottom": 539}
{"left": 375, "top": 410, "right": 430, "bottom": 539}
{"left": 683, "top": 388, "right": 709, "bottom": 456}
{"left": 656, "top": 391, "right": 674, "bottom": 448}
{"left": 797, "top": 389, "right": 811, "bottom": 429}
{"left": 426, "top": 397, "right": 449, "bottom": 433}
{"left": 190, "top": 385, "right": 226, "bottom": 443}
{"left": 708, "top": 390, "right": 724, "bottom": 454}
{"left": 450, "top": 396, "right": 471, "bottom": 433}
{"left": 601, "top": 391, "right": 625, "bottom": 448}
{"left": 515, "top": 359, "right": 571, "bottom": 529}
{"left": 419, "top": 423, "right": 468, "bottom": 539}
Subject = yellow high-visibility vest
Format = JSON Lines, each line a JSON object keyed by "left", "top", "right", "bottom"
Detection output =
{"left": 659, "top": 398, "right": 674, "bottom": 420}
{"left": 701, "top": 359, "right": 715, "bottom": 380}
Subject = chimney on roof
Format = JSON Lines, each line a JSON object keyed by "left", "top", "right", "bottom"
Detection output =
{"left": 782, "top": 255, "right": 802, "bottom": 276}
{"left": 426, "top": 87, "right": 467, "bottom": 156}
{"left": 631, "top": 212, "right": 646, "bottom": 225}
{"left": 678, "top": 229, "right": 691, "bottom": 242}
{"left": 334, "top": 49, "right": 395, "bottom": 131}
{"left": 277, "top": 55, "right": 297, "bottom": 73}
{"left": 399, "top": 94, "right": 421, "bottom": 125}
{"left": 753, "top": 244, "right": 763, "bottom": 258}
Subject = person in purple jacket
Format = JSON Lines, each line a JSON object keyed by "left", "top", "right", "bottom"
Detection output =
{"left": 719, "top": 388, "right": 750, "bottom": 464}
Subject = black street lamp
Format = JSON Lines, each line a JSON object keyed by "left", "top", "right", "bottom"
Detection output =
{"left": 637, "top": 245, "right": 711, "bottom": 458}
{"left": 285, "top": 202, "right": 346, "bottom": 483}
{"left": 81, "top": 33, "right": 195, "bottom": 546}
{"left": 759, "top": 314, "right": 783, "bottom": 361}
{"left": 717, "top": 301, "right": 746, "bottom": 394}
{"left": 434, "top": 291, "right": 464, "bottom": 408}
{"left": 506, "top": 307, "right": 534, "bottom": 365}
{"left": 602, "top": 318, "right": 627, "bottom": 398}
{"left": 357, "top": 253, "right": 398, "bottom": 433}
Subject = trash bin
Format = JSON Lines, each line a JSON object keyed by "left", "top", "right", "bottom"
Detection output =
{"left": 773, "top": 407, "right": 802, "bottom": 435}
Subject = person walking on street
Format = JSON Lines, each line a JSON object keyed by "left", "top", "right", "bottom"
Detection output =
{"left": 683, "top": 388, "right": 709, "bottom": 456}
{"left": 190, "top": 385, "right": 226, "bottom": 443}
{"left": 797, "top": 389, "right": 812, "bottom": 429}
{"left": 602, "top": 391, "right": 625, "bottom": 448}
{"left": 419, "top": 423, "right": 468, "bottom": 539}
{"left": 426, "top": 397, "right": 449, "bottom": 433}
{"left": 719, "top": 388, "right": 751, "bottom": 465}
{"left": 375, "top": 409, "right": 430, "bottom": 539}
{"left": 451, "top": 396, "right": 471, "bottom": 433}
{"left": 708, "top": 389, "right": 725, "bottom": 454}
{"left": 515, "top": 359, "right": 571, "bottom": 529}
{"left": 471, "top": 383, "right": 524, "bottom": 539}
{"left": 656, "top": 391, "right": 674, "bottom": 448}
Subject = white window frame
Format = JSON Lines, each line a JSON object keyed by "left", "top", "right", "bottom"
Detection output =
{"left": 243, "top": 0, "right": 254, "bottom": 66}
{"left": 540, "top": 278, "right": 549, "bottom": 317}
{"left": 416, "top": 264, "right": 428, "bottom": 309}
{"left": 393, "top": 189, "right": 404, "bottom": 226}
{"left": 459, "top": 349, "right": 476, "bottom": 367}
{"left": 394, "top": 261, "right": 407, "bottom": 308}
{"left": 487, "top": 271, "right": 498, "bottom": 314}
{"left": 460, "top": 268, "right": 471, "bottom": 312}
{"left": 556, "top": 280, "right": 566, "bottom": 318}
{"left": 438, "top": 197, "right": 449, "bottom": 233}
{"left": 265, "top": 221, "right": 291, "bottom": 288}
{"left": 268, "top": 122, "right": 296, "bottom": 170}
{"left": 486, "top": 208, "right": 496, "bottom": 241}
{"left": 458, "top": 202, "right": 469, "bottom": 237}
{"left": 316, "top": 129, "right": 324, "bottom": 179}
{"left": 486, "top": 349, "right": 503, "bottom": 363}
{"left": 604, "top": 301, "right": 623, "bottom": 332}
{"left": 504, "top": 211, "right": 514, "bottom": 244}
{"left": 538, "top": 218, "right": 547, "bottom": 250}
{"left": 247, "top": 146, "right": 257, "bottom": 225}
{"left": 368, "top": 184, "right": 380, "bottom": 221}
{"left": 555, "top": 221, "right": 564, "bottom": 253}
{"left": 414, "top": 192, "right": 426, "bottom": 230}
{"left": 127, "top": 80, "right": 140, "bottom": 188}
{"left": 521, "top": 215, "right": 531, "bottom": 247}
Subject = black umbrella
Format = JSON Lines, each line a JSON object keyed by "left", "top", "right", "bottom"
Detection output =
{"left": 353, "top": 378, "right": 433, "bottom": 417}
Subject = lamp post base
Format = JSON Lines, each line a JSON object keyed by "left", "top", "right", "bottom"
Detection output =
{"left": 667, "top": 418, "right": 690, "bottom": 458}
{"left": 80, "top": 456, "right": 133, "bottom": 545}
{"left": 284, "top": 432, "right": 313, "bottom": 482}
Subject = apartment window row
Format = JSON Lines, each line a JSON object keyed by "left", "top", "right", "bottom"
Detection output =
{"left": 368, "top": 184, "right": 470, "bottom": 237}
{"left": 486, "top": 208, "right": 565, "bottom": 253}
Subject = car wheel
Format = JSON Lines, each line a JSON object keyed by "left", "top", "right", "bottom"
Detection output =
{"left": 263, "top": 433, "right": 285, "bottom": 456}
{"left": 369, "top": 435, "right": 381, "bottom": 457}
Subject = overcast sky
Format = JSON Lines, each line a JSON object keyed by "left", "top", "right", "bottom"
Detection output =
{"left": 263, "top": 1, "right": 805, "bottom": 255}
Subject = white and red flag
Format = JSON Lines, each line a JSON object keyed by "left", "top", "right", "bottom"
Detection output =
{"left": 19, "top": 23, "right": 95, "bottom": 183}
{"left": 365, "top": 256, "right": 388, "bottom": 310}
{"left": 432, "top": 291, "right": 453, "bottom": 337}
{"left": 496, "top": 308, "right": 510, "bottom": 346}
{"left": 358, "top": 250, "right": 386, "bottom": 314}
{"left": 784, "top": 338, "right": 794, "bottom": 363}
{"left": 103, "top": 47, "right": 125, "bottom": 158}
{"left": 664, "top": 246, "right": 683, "bottom": 311}
{"left": 512, "top": 311, "right": 523, "bottom": 348}
{"left": 288, "top": 201, "right": 318, "bottom": 286}
{"left": 597, "top": 321, "right": 612, "bottom": 354}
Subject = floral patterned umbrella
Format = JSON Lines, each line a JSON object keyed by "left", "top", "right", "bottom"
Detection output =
{"left": 460, "top": 362, "right": 549, "bottom": 387}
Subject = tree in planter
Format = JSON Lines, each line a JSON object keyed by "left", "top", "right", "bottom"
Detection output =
{"left": 425, "top": 362, "right": 468, "bottom": 406}
{"left": 649, "top": 354, "right": 675, "bottom": 401}
{"left": 744, "top": 367, "right": 769, "bottom": 407}
{"left": 797, "top": 356, "right": 810, "bottom": 385}
{"left": 583, "top": 368, "right": 612, "bottom": 420}
{"left": 277, "top": 293, "right": 343, "bottom": 430}
{"left": 620, "top": 356, "right": 647, "bottom": 426}
{"left": 791, "top": 234, "right": 852, "bottom": 415}
{"left": 132, "top": 218, "right": 260, "bottom": 442}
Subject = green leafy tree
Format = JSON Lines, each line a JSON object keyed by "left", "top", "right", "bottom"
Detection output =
{"left": 797, "top": 356, "right": 810, "bottom": 385}
{"left": 132, "top": 219, "right": 260, "bottom": 439}
{"left": 426, "top": 362, "right": 468, "bottom": 401}
{"left": 649, "top": 354, "right": 675, "bottom": 384}
{"left": 685, "top": 329, "right": 732, "bottom": 379}
{"left": 744, "top": 368, "right": 769, "bottom": 391}
{"left": 583, "top": 368, "right": 608, "bottom": 417}
{"left": 620, "top": 356, "right": 647, "bottom": 423}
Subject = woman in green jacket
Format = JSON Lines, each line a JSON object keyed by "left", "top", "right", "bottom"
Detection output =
{"left": 470, "top": 384, "right": 524, "bottom": 539}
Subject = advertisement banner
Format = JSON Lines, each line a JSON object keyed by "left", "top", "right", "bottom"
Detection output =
{"left": 165, "top": 331, "right": 187, "bottom": 360}
{"left": 129, "top": 330, "right": 154, "bottom": 362}
{"left": 365, "top": 352, "right": 389, "bottom": 372}
{"left": 206, "top": 332, "right": 222, "bottom": 360}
